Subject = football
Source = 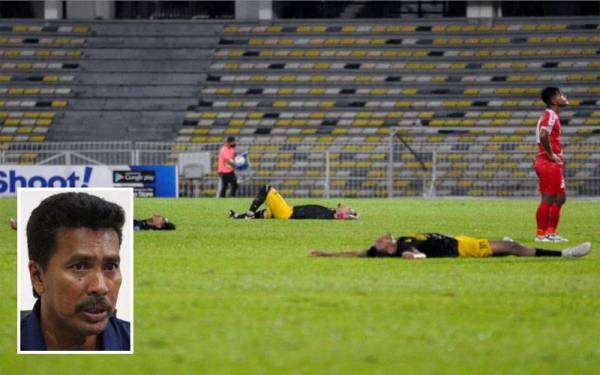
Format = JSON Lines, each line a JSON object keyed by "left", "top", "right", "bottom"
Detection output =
{"left": 234, "top": 154, "right": 249, "bottom": 170}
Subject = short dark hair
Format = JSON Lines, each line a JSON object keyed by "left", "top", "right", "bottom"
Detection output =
{"left": 162, "top": 221, "right": 176, "bottom": 230}
{"left": 541, "top": 87, "right": 560, "bottom": 107}
{"left": 226, "top": 136, "right": 235, "bottom": 143}
{"left": 27, "top": 192, "right": 125, "bottom": 297}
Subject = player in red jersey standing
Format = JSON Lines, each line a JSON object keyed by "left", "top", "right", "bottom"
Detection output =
{"left": 534, "top": 87, "right": 569, "bottom": 242}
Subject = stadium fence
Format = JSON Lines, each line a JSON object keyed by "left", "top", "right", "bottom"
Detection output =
{"left": 1, "top": 141, "right": 598, "bottom": 198}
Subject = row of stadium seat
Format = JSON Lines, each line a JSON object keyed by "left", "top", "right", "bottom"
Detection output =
{"left": 210, "top": 60, "right": 600, "bottom": 71}
{"left": 216, "top": 48, "right": 599, "bottom": 58}
{"left": 182, "top": 118, "right": 600, "bottom": 129}
{"left": 0, "top": 87, "right": 71, "bottom": 95}
{"left": 192, "top": 99, "right": 598, "bottom": 109}
{"left": 219, "top": 35, "right": 600, "bottom": 46}
{"left": 0, "top": 25, "right": 90, "bottom": 33}
{"left": 183, "top": 114, "right": 599, "bottom": 128}
{"left": 0, "top": 100, "right": 68, "bottom": 108}
{"left": 206, "top": 73, "right": 600, "bottom": 83}
{"left": 184, "top": 110, "right": 581, "bottom": 120}
{"left": 0, "top": 75, "right": 75, "bottom": 82}
{"left": 1, "top": 117, "right": 53, "bottom": 126}
{"left": 200, "top": 86, "right": 600, "bottom": 96}
{"left": 0, "top": 110, "right": 55, "bottom": 119}
{"left": 1, "top": 125, "right": 48, "bottom": 134}
{"left": 0, "top": 49, "right": 83, "bottom": 58}
{"left": 176, "top": 130, "right": 597, "bottom": 144}
{"left": 0, "top": 134, "right": 45, "bottom": 142}
{"left": 0, "top": 37, "right": 86, "bottom": 46}
{"left": 1, "top": 62, "right": 79, "bottom": 70}
{"left": 223, "top": 23, "right": 599, "bottom": 34}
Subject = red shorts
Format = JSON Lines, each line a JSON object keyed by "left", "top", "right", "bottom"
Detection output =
{"left": 534, "top": 158, "right": 566, "bottom": 195}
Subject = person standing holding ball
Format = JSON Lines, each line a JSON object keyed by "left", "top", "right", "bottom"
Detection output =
{"left": 218, "top": 136, "right": 238, "bottom": 197}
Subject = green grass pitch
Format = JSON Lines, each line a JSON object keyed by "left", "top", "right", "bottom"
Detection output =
{"left": 1, "top": 197, "right": 599, "bottom": 374}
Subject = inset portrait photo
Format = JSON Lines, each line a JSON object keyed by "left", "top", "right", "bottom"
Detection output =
{"left": 17, "top": 188, "right": 133, "bottom": 354}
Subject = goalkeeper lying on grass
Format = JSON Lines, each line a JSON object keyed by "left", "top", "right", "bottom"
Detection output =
{"left": 10, "top": 214, "right": 175, "bottom": 231}
{"left": 230, "top": 184, "right": 359, "bottom": 220}
{"left": 310, "top": 233, "right": 591, "bottom": 259}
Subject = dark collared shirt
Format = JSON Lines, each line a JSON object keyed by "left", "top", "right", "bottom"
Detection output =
{"left": 21, "top": 299, "right": 131, "bottom": 351}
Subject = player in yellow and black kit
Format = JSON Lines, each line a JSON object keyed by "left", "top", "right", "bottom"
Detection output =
{"left": 229, "top": 185, "right": 359, "bottom": 220}
{"left": 310, "top": 232, "right": 591, "bottom": 259}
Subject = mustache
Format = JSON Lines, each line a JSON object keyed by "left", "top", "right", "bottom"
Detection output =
{"left": 75, "top": 296, "right": 115, "bottom": 315}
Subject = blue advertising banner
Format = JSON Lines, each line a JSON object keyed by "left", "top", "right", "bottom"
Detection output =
{"left": 0, "top": 165, "right": 178, "bottom": 197}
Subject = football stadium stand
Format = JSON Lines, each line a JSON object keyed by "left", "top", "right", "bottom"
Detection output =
{"left": 0, "top": 17, "right": 599, "bottom": 197}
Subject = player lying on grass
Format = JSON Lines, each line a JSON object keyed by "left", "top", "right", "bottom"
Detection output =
{"left": 10, "top": 214, "right": 175, "bottom": 231}
{"left": 229, "top": 184, "right": 359, "bottom": 220}
{"left": 133, "top": 214, "right": 176, "bottom": 231}
{"left": 310, "top": 233, "right": 591, "bottom": 259}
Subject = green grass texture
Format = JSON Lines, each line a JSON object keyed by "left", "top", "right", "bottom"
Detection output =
{"left": 1, "top": 197, "right": 599, "bottom": 374}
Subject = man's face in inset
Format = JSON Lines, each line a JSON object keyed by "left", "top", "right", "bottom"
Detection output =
{"left": 30, "top": 227, "right": 122, "bottom": 338}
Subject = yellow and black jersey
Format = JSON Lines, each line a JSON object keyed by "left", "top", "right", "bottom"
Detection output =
{"left": 367, "top": 233, "right": 459, "bottom": 258}
{"left": 366, "top": 233, "right": 493, "bottom": 258}
{"left": 263, "top": 187, "right": 336, "bottom": 219}
{"left": 291, "top": 205, "right": 336, "bottom": 220}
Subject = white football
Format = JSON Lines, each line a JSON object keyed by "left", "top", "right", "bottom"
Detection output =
{"left": 234, "top": 155, "right": 246, "bottom": 167}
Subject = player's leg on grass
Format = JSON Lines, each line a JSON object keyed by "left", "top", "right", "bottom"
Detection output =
{"left": 230, "top": 185, "right": 271, "bottom": 219}
{"left": 536, "top": 160, "right": 567, "bottom": 242}
{"left": 230, "top": 209, "right": 267, "bottom": 219}
{"left": 536, "top": 192, "right": 554, "bottom": 241}
{"left": 247, "top": 184, "right": 271, "bottom": 216}
{"left": 490, "top": 240, "right": 590, "bottom": 258}
{"left": 535, "top": 158, "right": 557, "bottom": 240}
{"left": 547, "top": 192, "right": 567, "bottom": 242}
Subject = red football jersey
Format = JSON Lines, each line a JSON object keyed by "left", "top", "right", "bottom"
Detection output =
{"left": 536, "top": 108, "right": 562, "bottom": 159}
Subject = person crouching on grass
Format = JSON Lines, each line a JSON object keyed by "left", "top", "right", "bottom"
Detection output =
{"left": 229, "top": 184, "right": 359, "bottom": 220}
{"left": 310, "top": 232, "right": 591, "bottom": 259}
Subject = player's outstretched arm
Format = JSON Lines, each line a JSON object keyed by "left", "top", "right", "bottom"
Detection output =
{"left": 309, "top": 250, "right": 366, "bottom": 257}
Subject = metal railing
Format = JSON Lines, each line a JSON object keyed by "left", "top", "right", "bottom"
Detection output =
{"left": 1, "top": 140, "right": 599, "bottom": 198}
